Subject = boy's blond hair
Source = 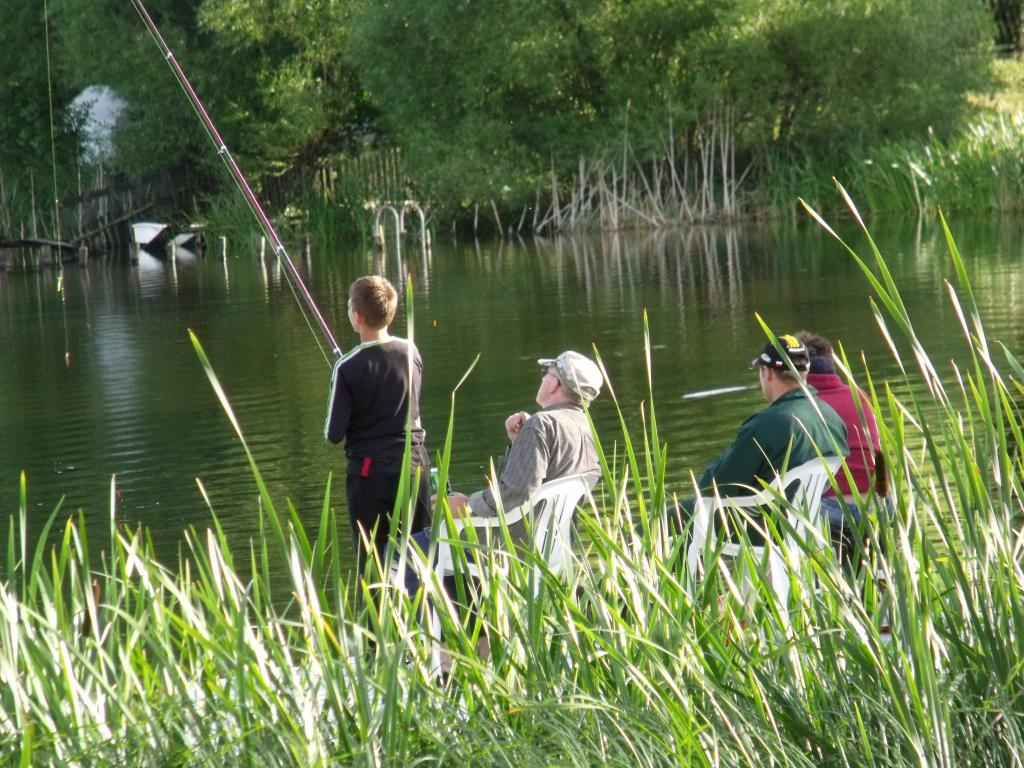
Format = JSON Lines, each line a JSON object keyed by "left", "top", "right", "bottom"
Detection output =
{"left": 349, "top": 276, "right": 397, "bottom": 329}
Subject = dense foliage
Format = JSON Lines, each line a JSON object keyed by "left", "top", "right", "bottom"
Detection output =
{"left": 0, "top": 1, "right": 81, "bottom": 231}
{"left": 347, "top": 0, "right": 992, "bottom": 210}
{"left": 0, "top": 0, "right": 1000, "bottom": 224}
{"left": 52, "top": 0, "right": 236, "bottom": 177}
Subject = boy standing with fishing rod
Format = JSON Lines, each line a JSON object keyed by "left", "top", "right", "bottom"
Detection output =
{"left": 129, "top": 1, "right": 434, "bottom": 579}
{"left": 325, "top": 276, "right": 431, "bottom": 579}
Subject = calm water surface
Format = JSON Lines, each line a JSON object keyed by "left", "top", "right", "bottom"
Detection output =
{"left": 3, "top": 216, "right": 1023, "bottom": 571}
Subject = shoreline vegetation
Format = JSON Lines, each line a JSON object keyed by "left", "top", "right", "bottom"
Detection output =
{"left": 4, "top": 196, "right": 1024, "bottom": 764}
{"left": 210, "top": 57, "right": 1024, "bottom": 240}
{"left": 9, "top": 100, "right": 1024, "bottom": 250}
{"left": 5, "top": 1, "right": 1020, "bottom": 242}
{"left": 197, "top": 101, "right": 1024, "bottom": 246}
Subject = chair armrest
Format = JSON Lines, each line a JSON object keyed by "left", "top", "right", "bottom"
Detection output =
{"left": 436, "top": 508, "right": 523, "bottom": 539}
{"left": 437, "top": 504, "right": 528, "bottom": 538}
{"left": 695, "top": 487, "right": 778, "bottom": 514}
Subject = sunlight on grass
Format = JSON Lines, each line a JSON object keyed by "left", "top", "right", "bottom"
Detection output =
{"left": 3, "top": 188, "right": 1024, "bottom": 765}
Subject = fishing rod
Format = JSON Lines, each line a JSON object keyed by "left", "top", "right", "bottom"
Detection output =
{"left": 44, "top": 0, "right": 71, "bottom": 367}
{"left": 128, "top": 0, "right": 342, "bottom": 363}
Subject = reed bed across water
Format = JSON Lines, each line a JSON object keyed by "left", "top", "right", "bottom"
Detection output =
{"left": 2, "top": 190, "right": 1024, "bottom": 766}
{"left": 770, "top": 113, "right": 1024, "bottom": 219}
{"left": 267, "top": 108, "right": 1024, "bottom": 240}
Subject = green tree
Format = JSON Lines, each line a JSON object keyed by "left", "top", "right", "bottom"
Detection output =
{"left": 0, "top": 0, "right": 81, "bottom": 227}
{"left": 50, "top": 0, "right": 370, "bottom": 197}
{"left": 346, "top": 0, "right": 716, "bottom": 207}
{"left": 197, "top": 0, "right": 373, "bottom": 167}
{"left": 52, "top": 0, "right": 233, "bottom": 180}
{"left": 681, "top": 0, "right": 994, "bottom": 152}
{"left": 346, "top": 0, "right": 993, "bottom": 211}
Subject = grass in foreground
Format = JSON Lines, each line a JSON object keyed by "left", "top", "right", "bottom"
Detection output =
{"left": 2, "top": 189, "right": 1024, "bottom": 766}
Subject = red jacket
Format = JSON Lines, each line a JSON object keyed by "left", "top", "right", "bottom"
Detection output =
{"left": 806, "top": 373, "right": 880, "bottom": 496}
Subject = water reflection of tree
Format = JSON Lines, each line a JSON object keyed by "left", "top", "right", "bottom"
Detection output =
{"left": 525, "top": 227, "right": 746, "bottom": 323}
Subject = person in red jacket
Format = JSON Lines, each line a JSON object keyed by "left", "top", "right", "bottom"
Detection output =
{"left": 796, "top": 331, "right": 884, "bottom": 562}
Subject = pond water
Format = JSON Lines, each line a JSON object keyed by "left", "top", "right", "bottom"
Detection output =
{"left": 3, "top": 214, "right": 1023, "bottom": 572}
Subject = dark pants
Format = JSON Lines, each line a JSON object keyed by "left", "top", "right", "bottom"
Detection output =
{"left": 346, "top": 466, "right": 431, "bottom": 579}
{"left": 820, "top": 495, "right": 895, "bottom": 571}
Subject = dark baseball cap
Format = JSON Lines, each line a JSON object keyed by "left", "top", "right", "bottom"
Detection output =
{"left": 749, "top": 334, "right": 810, "bottom": 371}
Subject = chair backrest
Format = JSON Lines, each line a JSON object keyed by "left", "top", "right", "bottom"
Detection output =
{"left": 687, "top": 455, "right": 842, "bottom": 597}
{"left": 711, "top": 455, "right": 840, "bottom": 530}
{"left": 432, "top": 472, "right": 599, "bottom": 580}
{"left": 528, "top": 472, "right": 599, "bottom": 575}
{"left": 416, "top": 472, "right": 597, "bottom": 676}
{"left": 776, "top": 455, "right": 841, "bottom": 527}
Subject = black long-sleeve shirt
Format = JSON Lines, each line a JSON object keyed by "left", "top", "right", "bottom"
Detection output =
{"left": 324, "top": 338, "right": 427, "bottom": 473}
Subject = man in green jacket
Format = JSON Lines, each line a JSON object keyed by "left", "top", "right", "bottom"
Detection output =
{"left": 677, "top": 335, "right": 849, "bottom": 542}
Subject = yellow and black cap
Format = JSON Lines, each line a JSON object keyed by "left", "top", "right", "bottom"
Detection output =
{"left": 749, "top": 334, "right": 809, "bottom": 371}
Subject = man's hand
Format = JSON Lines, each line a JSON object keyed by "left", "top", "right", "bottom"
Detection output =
{"left": 446, "top": 492, "right": 470, "bottom": 517}
{"left": 505, "top": 411, "right": 531, "bottom": 442}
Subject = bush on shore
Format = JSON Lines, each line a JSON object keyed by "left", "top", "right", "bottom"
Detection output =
{"left": 344, "top": 0, "right": 991, "bottom": 216}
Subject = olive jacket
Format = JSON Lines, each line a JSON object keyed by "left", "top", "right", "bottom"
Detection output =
{"left": 697, "top": 386, "right": 849, "bottom": 496}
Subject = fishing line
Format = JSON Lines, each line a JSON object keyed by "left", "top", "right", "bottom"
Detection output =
{"left": 44, "top": 0, "right": 71, "bottom": 367}
{"left": 128, "top": 0, "right": 342, "bottom": 364}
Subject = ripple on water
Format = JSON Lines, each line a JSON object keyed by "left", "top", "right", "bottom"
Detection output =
{"left": 2, "top": 217, "right": 1021, "bottom": 571}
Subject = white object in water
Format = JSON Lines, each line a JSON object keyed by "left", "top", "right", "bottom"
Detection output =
{"left": 132, "top": 222, "right": 170, "bottom": 251}
{"left": 682, "top": 384, "right": 753, "bottom": 400}
{"left": 173, "top": 246, "right": 198, "bottom": 261}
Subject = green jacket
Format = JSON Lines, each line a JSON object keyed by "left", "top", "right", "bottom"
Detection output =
{"left": 697, "top": 386, "right": 849, "bottom": 495}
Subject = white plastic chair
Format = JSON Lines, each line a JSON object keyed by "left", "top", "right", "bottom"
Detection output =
{"left": 685, "top": 456, "right": 841, "bottom": 606}
{"left": 434, "top": 472, "right": 599, "bottom": 583}
{"left": 404, "top": 472, "right": 599, "bottom": 672}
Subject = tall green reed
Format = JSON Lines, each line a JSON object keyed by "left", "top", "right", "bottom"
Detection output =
{"left": 4, "top": 190, "right": 1024, "bottom": 765}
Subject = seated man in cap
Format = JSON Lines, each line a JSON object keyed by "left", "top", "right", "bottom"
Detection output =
{"left": 678, "top": 335, "right": 849, "bottom": 543}
{"left": 445, "top": 350, "right": 602, "bottom": 534}
{"left": 401, "top": 350, "right": 602, "bottom": 594}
